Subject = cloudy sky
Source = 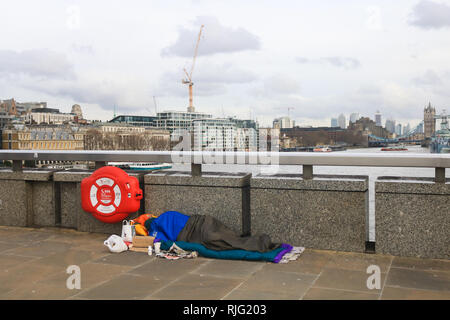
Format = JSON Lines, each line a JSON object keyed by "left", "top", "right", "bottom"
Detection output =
{"left": 1, "top": 0, "right": 450, "bottom": 128}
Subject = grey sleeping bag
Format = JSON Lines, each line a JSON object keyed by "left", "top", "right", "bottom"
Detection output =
{"left": 176, "top": 214, "right": 281, "bottom": 253}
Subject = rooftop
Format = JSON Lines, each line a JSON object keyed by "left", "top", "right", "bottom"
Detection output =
{"left": 0, "top": 226, "right": 448, "bottom": 300}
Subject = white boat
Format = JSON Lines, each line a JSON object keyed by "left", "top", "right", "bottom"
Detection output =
{"left": 107, "top": 162, "right": 172, "bottom": 171}
{"left": 313, "top": 146, "right": 332, "bottom": 152}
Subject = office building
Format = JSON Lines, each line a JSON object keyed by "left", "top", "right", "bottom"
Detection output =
{"left": 193, "top": 118, "right": 236, "bottom": 151}
{"left": 331, "top": 118, "right": 338, "bottom": 127}
{"left": 385, "top": 119, "right": 396, "bottom": 134}
{"left": 349, "top": 113, "right": 360, "bottom": 124}
{"left": 375, "top": 111, "right": 382, "bottom": 127}
{"left": 23, "top": 107, "right": 75, "bottom": 124}
{"left": 156, "top": 110, "right": 212, "bottom": 140}
{"left": 109, "top": 115, "right": 157, "bottom": 127}
{"left": 338, "top": 114, "right": 346, "bottom": 129}
{"left": 273, "top": 116, "right": 295, "bottom": 129}
{"left": 395, "top": 123, "right": 402, "bottom": 136}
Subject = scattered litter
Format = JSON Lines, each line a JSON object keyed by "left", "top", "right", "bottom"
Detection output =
{"left": 154, "top": 242, "right": 161, "bottom": 254}
{"left": 155, "top": 242, "right": 198, "bottom": 260}
{"left": 278, "top": 246, "right": 305, "bottom": 264}
{"left": 104, "top": 235, "right": 128, "bottom": 253}
{"left": 121, "top": 220, "right": 135, "bottom": 242}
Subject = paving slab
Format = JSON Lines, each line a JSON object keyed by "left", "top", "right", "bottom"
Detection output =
{"left": 4, "top": 240, "right": 73, "bottom": 258}
{"left": 303, "top": 287, "right": 379, "bottom": 300}
{"left": 381, "top": 286, "right": 450, "bottom": 300}
{"left": 149, "top": 274, "right": 243, "bottom": 300}
{"left": 391, "top": 256, "right": 450, "bottom": 272}
{"left": 41, "top": 262, "right": 133, "bottom": 292}
{"left": 0, "top": 226, "right": 449, "bottom": 300}
{"left": 262, "top": 249, "right": 335, "bottom": 275}
{"left": 75, "top": 273, "right": 170, "bottom": 300}
{"left": 131, "top": 256, "right": 209, "bottom": 280}
{"left": 313, "top": 268, "right": 386, "bottom": 294}
{"left": 324, "top": 251, "right": 393, "bottom": 273}
{"left": 192, "top": 259, "right": 265, "bottom": 279}
{"left": 231, "top": 269, "right": 317, "bottom": 300}
{"left": 385, "top": 268, "right": 450, "bottom": 292}
{"left": 92, "top": 251, "right": 155, "bottom": 267}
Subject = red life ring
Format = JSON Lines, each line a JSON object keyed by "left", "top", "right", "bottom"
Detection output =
{"left": 81, "top": 166, "right": 143, "bottom": 223}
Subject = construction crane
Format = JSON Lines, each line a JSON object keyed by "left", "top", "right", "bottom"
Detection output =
{"left": 288, "top": 107, "right": 294, "bottom": 118}
{"left": 182, "top": 24, "right": 204, "bottom": 113}
{"left": 153, "top": 96, "right": 158, "bottom": 115}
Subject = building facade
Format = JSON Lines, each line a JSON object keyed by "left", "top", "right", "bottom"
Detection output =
{"left": 155, "top": 110, "right": 212, "bottom": 141}
{"left": 2, "top": 124, "right": 84, "bottom": 150}
{"left": 338, "top": 114, "right": 346, "bottom": 129}
{"left": 192, "top": 118, "right": 236, "bottom": 151}
{"left": 349, "top": 113, "right": 360, "bottom": 124}
{"left": 83, "top": 123, "right": 170, "bottom": 151}
{"left": 23, "top": 107, "right": 75, "bottom": 124}
{"left": 0, "top": 99, "right": 17, "bottom": 115}
{"left": 331, "top": 118, "right": 338, "bottom": 127}
{"left": 273, "top": 116, "right": 295, "bottom": 129}
{"left": 375, "top": 111, "right": 382, "bottom": 127}
{"left": 424, "top": 103, "right": 436, "bottom": 138}
{"left": 385, "top": 119, "right": 396, "bottom": 134}
{"left": 109, "top": 115, "right": 157, "bottom": 127}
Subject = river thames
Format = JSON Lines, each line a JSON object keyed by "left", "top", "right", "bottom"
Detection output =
{"left": 169, "top": 145, "right": 449, "bottom": 242}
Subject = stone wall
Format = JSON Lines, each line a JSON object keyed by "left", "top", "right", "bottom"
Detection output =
{"left": 144, "top": 171, "right": 251, "bottom": 236}
{"left": 0, "top": 170, "right": 56, "bottom": 227}
{"left": 376, "top": 177, "right": 449, "bottom": 259}
{"left": 250, "top": 174, "right": 369, "bottom": 252}
{"left": 1, "top": 168, "right": 449, "bottom": 259}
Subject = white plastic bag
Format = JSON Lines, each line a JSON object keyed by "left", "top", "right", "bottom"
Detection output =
{"left": 104, "top": 235, "right": 128, "bottom": 253}
{"left": 121, "top": 220, "right": 135, "bottom": 242}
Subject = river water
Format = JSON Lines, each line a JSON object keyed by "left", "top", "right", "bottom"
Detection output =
{"left": 168, "top": 145, "right": 449, "bottom": 241}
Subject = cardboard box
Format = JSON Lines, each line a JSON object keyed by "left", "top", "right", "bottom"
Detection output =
{"left": 129, "top": 247, "right": 149, "bottom": 253}
{"left": 132, "top": 236, "right": 155, "bottom": 248}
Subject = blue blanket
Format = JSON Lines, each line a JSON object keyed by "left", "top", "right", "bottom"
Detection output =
{"left": 144, "top": 211, "right": 190, "bottom": 241}
{"left": 160, "top": 240, "right": 293, "bottom": 263}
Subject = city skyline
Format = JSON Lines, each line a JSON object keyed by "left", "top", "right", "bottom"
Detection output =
{"left": 1, "top": 1, "right": 450, "bottom": 127}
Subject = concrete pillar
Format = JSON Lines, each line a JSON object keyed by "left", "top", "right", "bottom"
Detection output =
{"left": 144, "top": 171, "right": 252, "bottom": 236}
{"left": 0, "top": 169, "right": 57, "bottom": 227}
{"left": 376, "top": 177, "right": 449, "bottom": 259}
{"left": 250, "top": 174, "right": 369, "bottom": 252}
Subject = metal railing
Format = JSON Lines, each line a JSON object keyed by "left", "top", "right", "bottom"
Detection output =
{"left": 0, "top": 150, "right": 449, "bottom": 182}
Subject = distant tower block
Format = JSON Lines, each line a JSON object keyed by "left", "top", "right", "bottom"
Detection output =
{"left": 71, "top": 104, "right": 83, "bottom": 119}
{"left": 424, "top": 102, "right": 436, "bottom": 138}
{"left": 375, "top": 110, "right": 382, "bottom": 127}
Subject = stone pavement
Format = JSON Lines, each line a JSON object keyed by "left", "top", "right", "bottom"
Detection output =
{"left": 0, "top": 226, "right": 449, "bottom": 300}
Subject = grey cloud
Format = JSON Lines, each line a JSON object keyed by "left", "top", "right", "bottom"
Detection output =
{"left": 195, "top": 62, "right": 258, "bottom": 84}
{"left": 296, "top": 56, "right": 361, "bottom": 70}
{"left": 321, "top": 57, "right": 361, "bottom": 69}
{"left": 412, "top": 69, "right": 443, "bottom": 86}
{"left": 0, "top": 49, "right": 75, "bottom": 79}
{"left": 71, "top": 44, "right": 95, "bottom": 55}
{"left": 161, "top": 16, "right": 261, "bottom": 57}
{"left": 263, "top": 74, "right": 301, "bottom": 95}
{"left": 296, "top": 57, "right": 310, "bottom": 64}
{"left": 409, "top": 0, "right": 450, "bottom": 29}
{"left": 157, "top": 62, "right": 258, "bottom": 98}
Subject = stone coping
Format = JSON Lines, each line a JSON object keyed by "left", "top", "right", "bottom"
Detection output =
{"left": 144, "top": 171, "right": 252, "bottom": 187}
{"left": 251, "top": 174, "right": 368, "bottom": 191}
{"left": 0, "top": 169, "right": 55, "bottom": 181}
{"left": 376, "top": 176, "right": 450, "bottom": 195}
{"left": 53, "top": 169, "right": 147, "bottom": 182}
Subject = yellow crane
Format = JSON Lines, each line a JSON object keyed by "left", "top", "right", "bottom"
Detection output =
{"left": 182, "top": 24, "right": 204, "bottom": 112}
